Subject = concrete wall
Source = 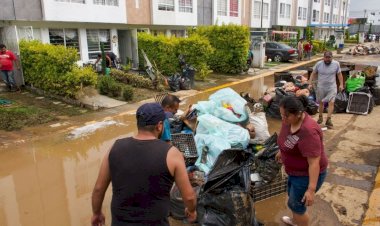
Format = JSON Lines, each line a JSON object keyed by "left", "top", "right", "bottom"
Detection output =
{"left": 241, "top": 0, "right": 251, "bottom": 26}
{"left": 0, "top": 0, "right": 42, "bottom": 21}
{"left": 126, "top": 0, "right": 152, "bottom": 25}
{"left": 198, "top": 0, "right": 213, "bottom": 25}
{"left": 42, "top": 0, "right": 127, "bottom": 23}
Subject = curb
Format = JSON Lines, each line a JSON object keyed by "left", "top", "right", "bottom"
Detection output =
{"left": 362, "top": 167, "right": 380, "bottom": 226}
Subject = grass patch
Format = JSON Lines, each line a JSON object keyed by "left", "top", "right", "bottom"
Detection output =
{"left": 0, "top": 105, "right": 56, "bottom": 131}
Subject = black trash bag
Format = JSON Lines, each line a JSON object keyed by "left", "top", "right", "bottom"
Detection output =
{"left": 372, "top": 86, "right": 380, "bottom": 105}
{"left": 306, "top": 100, "right": 318, "bottom": 115}
{"left": 179, "top": 76, "right": 192, "bottom": 90}
{"left": 170, "top": 184, "right": 201, "bottom": 220}
{"left": 168, "top": 73, "right": 181, "bottom": 91}
{"left": 168, "top": 117, "right": 184, "bottom": 134}
{"left": 198, "top": 149, "right": 260, "bottom": 226}
{"left": 198, "top": 188, "right": 260, "bottom": 226}
{"left": 252, "top": 133, "right": 281, "bottom": 185}
{"left": 335, "top": 90, "right": 349, "bottom": 113}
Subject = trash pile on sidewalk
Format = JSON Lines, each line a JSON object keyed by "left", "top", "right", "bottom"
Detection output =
{"left": 336, "top": 65, "right": 380, "bottom": 115}
{"left": 167, "top": 88, "right": 286, "bottom": 225}
{"left": 346, "top": 44, "right": 380, "bottom": 55}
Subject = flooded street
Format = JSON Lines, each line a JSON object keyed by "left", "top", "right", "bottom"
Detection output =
{"left": 0, "top": 56, "right": 379, "bottom": 226}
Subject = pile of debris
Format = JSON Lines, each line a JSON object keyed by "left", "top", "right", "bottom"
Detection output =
{"left": 346, "top": 44, "right": 380, "bottom": 55}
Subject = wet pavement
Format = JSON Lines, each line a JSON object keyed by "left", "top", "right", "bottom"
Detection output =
{"left": 1, "top": 54, "right": 380, "bottom": 226}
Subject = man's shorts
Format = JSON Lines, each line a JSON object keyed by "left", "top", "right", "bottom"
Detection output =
{"left": 316, "top": 85, "right": 337, "bottom": 103}
{"left": 287, "top": 171, "right": 327, "bottom": 215}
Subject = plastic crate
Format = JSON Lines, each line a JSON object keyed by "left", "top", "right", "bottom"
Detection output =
{"left": 346, "top": 92, "right": 372, "bottom": 115}
{"left": 154, "top": 92, "right": 168, "bottom": 104}
{"left": 171, "top": 133, "right": 198, "bottom": 166}
{"left": 250, "top": 172, "right": 288, "bottom": 202}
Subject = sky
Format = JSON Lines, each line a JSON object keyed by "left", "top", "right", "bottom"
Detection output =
{"left": 349, "top": 0, "right": 380, "bottom": 14}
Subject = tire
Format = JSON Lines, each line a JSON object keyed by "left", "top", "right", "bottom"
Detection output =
{"left": 273, "top": 54, "right": 282, "bottom": 62}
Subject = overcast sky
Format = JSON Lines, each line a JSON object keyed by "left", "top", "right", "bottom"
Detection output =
{"left": 350, "top": 0, "right": 380, "bottom": 13}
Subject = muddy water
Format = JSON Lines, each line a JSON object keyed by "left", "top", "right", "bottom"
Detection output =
{"left": 0, "top": 74, "right": 287, "bottom": 226}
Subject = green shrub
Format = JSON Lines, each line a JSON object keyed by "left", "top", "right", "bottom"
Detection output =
{"left": 138, "top": 33, "right": 178, "bottom": 75}
{"left": 122, "top": 85, "right": 134, "bottom": 101}
{"left": 176, "top": 34, "right": 214, "bottom": 79}
{"left": 19, "top": 40, "right": 97, "bottom": 98}
{"left": 191, "top": 24, "right": 250, "bottom": 74}
{"left": 110, "top": 69, "right": 153, "bottom": 89}
{"left": 311, "top": 40, "right": 326, "bottom": 53}
{"left": 98, "top": 75, "right": 122, "bottom": 97}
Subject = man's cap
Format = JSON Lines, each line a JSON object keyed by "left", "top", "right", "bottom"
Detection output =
{"left": 136, "top": 103, "right": 166, "bottom": 126}
{"left": 324, "top": 51, "right": 333, "bottom": 57}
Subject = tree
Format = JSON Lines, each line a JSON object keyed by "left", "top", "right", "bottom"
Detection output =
{"left": 305, "top": 26, "right": 313, "bottom": 42}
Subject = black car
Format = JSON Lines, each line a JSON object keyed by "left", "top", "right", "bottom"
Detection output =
{"left": 265, "top": 42, "right": 298, "bottom": 62}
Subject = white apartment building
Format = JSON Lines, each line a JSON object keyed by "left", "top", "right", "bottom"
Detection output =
{"left": 308, "top": 0, "right": 350, "bottom": 40}
{"left": 152, "top": 0, "right": 198, "bottom": 26}
{"left": 251, "top": 0, "right": 272, "bottom": 29}
{"left": 212, "top": 0, "right": 243, "bottom": 25}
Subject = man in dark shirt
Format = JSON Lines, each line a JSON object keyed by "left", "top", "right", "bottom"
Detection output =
{"left": 91, "top": 103, "right": 197, "bottom": 226}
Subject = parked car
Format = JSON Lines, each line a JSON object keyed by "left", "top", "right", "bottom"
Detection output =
{"left": 265, "top": 42, "right": 298, "bottom": 62}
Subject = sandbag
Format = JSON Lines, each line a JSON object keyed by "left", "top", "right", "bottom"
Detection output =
{"left": 249, "top": 112, "right": 270, "bottom": 144}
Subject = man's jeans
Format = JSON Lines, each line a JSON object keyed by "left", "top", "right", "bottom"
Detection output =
{"left": 0, "top": 70, "right": 15, "bottom": 87}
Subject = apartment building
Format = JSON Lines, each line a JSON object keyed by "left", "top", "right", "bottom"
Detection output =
{"left": 308, "top": 0, "right": 350, "bottom": 40}
{"left": 0, "top": 0, "right": 133, "bottom": 66}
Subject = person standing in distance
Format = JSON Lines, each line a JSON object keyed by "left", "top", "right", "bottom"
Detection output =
{"left": 276, "top": 96, "right": 328, "bottom": 226}
{"left": 0, "top": 44, "right": 19, "bottom": 92}
{"left": 91, "top": 103, "right": 197, "bottom": 226}
{"left": 308, "top": 51, "right": 344, "bottom": 128}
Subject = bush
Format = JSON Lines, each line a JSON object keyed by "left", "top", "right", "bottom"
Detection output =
{"left": 311, "top": 40, "right": 326, "bottom": 53}
{"left": 191, "top": 24, "right": 251, "bottom": 74}
{"left": 122, "top": 85, "right": 134, "bottom": 101}
{"left": 98, "top": 75, "right": 122, "bottom": 97}
{"left": 138, "top": 33, "right": 178, "bottom": 75}
{"left": 110, "top": 69, "right": 153, "bottom": 89}
{"left": 19, "top": 40, "right": 97, "bottom": 98}
{"left": 176, "top": 34, "right": 214, "bottom": 79}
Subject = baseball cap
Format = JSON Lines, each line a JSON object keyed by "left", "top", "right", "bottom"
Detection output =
{"left": 136, "top": 103, "right": 166, "bottom": 126}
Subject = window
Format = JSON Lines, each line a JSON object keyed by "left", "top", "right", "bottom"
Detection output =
{"left": 49, "top": 29, "right": 80, "bottom": 52}
{"left": 324, "top": 12, "right": 329, "bottom": 23}
{"left": 324, "top": 0, "right": 330, "bottom": 6}
{"left": 280, "top": 3, "right": 285, "bottom": 18}
{"left": 263, "top": 3, "right": 269, "bottom": 19}
{"left": 298, "top": 7, "right": 302, "bottom": 20}
{"left": 217, "top": 0, "right": 227, "bottom": 16}
{"left": 93, "top": 0, "right": 118, "bottom": 6}
{"left": 312, "top": 10, "right": 320, "bottom": 22}
{"left": 86, "top": 29, "right": 111, "bottom": 59}
{"left": 303, "top": 8, "right": 307, "bottom": 20}
{"left": 55, "top": 0, "right": 85, "bottom": 3}
{"left": 253, "top": 1, "right": 261, "bottom": 18}
{"left": 230, "top": 0, "right": 239, "bottom": 17}
{"left": 285, "top": 4, "right": 291, "bottom": 18}
{"left": 158, "top": 0, "right": 174, "bottom": 11}
{"left": 179, "top": 0, "right": 192, "bottom": 13}
{"left": 313, "top": 0, "right": 320, "bottom": 3}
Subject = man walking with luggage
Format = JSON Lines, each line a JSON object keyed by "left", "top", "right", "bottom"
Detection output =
{"left": 0, "top": 44, "right": 18, "bottom": 92}
{"left": 308, "top": 51, "right": 344, "bottom": 128}
{"left": 91, "top": 103, "right": 197, "bottom": 226}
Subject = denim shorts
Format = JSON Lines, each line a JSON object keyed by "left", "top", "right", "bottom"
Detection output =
{"left": 287, "top": 171, "right": 327, "bottom": 214}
